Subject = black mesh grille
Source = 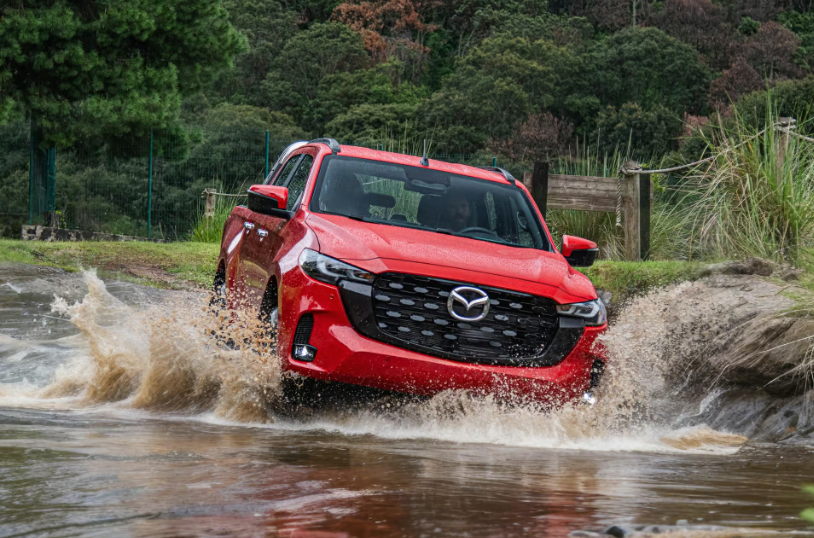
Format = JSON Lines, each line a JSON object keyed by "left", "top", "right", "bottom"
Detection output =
{"left": 371, "top": 273, "right": 558, "bottom": 361}
{"left": 293, "top": 314, "right": 314, "bottom": 345}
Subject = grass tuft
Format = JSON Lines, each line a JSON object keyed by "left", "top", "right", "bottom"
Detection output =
{"left": 687, "top": 103, "right": 814, "bottom": 265}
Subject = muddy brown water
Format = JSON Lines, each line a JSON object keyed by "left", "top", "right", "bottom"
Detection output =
{"left": 1, "top": 263, "right": 813, "bottom": 538}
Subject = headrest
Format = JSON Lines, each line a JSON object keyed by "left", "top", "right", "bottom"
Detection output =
{"left": 362, "top": 192, "right": 396, "bottom": 209}
{"left": 417, "top": 195, "right": 443, "bottom": 228}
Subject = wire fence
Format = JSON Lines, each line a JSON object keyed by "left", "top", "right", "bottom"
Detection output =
{"left": 0, "top": 123, "right": 535, "bottom": 240}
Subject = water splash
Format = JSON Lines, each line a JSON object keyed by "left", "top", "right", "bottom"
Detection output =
{"left": 0, "top": 271, "right": 750, "bottom": 454}
{"left": 10, "top": 270, "right": 282, "bottom": 423}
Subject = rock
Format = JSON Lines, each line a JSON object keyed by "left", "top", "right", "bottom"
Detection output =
{"left": 776, "top": 265, "right": 804, "bottom": 281}
{"left": 569, "top": 532, "right": 604, "bottom": 538}
{"left": 604, "top": 526, "right": 632, "bottom": 537}
{"left": 701, "top": 257, "right": 776, "bottom": 277}
{"left": 597, "top": 289, "right": 612, "bottom": 309}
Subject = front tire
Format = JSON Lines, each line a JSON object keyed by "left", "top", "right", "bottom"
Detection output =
{"left": 210, "top": 269, "right": 227, "bottom": 311}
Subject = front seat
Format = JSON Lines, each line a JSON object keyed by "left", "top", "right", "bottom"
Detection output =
{"left": 323, "top": 174, "right": 367, "bottom": 217}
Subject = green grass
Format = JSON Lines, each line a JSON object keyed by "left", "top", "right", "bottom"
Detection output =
{"left": 803, "top": 486, "right": 814, "bottom": 523}
{"left": 582, "top": 260, "right": 708, "bottom": 300}
{"left": 0, "top": 240, "right": 220, "bottom": 289}
{"left": 0, "top": 238, "right": 710, "bottom": 298}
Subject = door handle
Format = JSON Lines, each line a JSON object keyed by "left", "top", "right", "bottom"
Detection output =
{"left": 244, "top": 222, "right": 255, "bottom": 230}
{"left": 257, "top": 229, "right": 268, "bottom": 237}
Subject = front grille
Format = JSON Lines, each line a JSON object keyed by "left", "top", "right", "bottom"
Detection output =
{"left": 371, "top": 273, "right": 559, "bottom": 362}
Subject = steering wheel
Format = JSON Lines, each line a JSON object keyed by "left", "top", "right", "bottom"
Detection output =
{"left": 458, "top": 226, "right": 499, "bottom": 237}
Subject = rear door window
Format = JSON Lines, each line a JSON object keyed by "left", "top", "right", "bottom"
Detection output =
{"left": 284, "top": 154, "right": 315, "bottom": 210}
{"left": 271, "top": 155, "right": 303, "bottom": 186}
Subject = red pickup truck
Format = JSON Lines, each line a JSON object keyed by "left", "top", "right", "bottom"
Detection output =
{"left": 214, "top": 139, "right": 606, "bottom": 406}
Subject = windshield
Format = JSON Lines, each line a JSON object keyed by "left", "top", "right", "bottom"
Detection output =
{"left": 309, "top": 156, "right": 550, "bottom": 250}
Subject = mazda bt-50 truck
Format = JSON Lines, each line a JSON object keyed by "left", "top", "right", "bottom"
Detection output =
{"left": 214, "top": 139, "right": 607, "bottom": 406}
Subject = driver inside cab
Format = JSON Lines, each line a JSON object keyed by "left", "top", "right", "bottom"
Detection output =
{"left": 442, "top": 190, "right": 473, "bottom": 232}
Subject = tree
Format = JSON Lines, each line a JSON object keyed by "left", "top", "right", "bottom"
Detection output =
{"left": 778, "top": 10, "right": 814, "bottom": 57}
{"left": 0, "top": 0, "right": 247, "bottom": 145}
{"left": 442, "top": 0, "right": 556, "bottom": 57}
{"left": 422, "top": 67, "right": 530, "bottom": 152}
{"left": 594, "top": 102, "right": 683, "bottom": 154}
{"left": 647, "top": 0, "right": 733, "bottom": 69}
{"left": 305, "top": 60, "right": 424, "bottom": 134}
{"left": 325, "top": 103, "right": 420, "bottom": 142}
{"left": 211, "top": 0, "right": 298, "bottom": 106}
{"left": 262, "top": 22, "right": 369, "bottom": 129}
{"left": 199, "top": 103, "right": 306, "bottom": 139}
{"left": 420, "top": 34, "right": 587, "bottom": 152}
{"left": 595, "top": 27, "right": 711, "bottom": 114}
{"left": 573, "top": 0, "right": 654, "bottom": 32}
{"left": 708, "top": 58, "right": 765, "bottom": 108}
{"left": 709, "top": 20, "right": 805, "bottom": 109}
{"left": 736, "top": 76, "right": 814, "bottom": 130}
{"left": 489, "top": 112, "right": 574, "bottom": 161}
{"left": 331, "top": 0, "right": 439, "bottom": 81}
{"left": 741, "top": 21, "right": 802, "bottom": 81}
{"left": 722, "top": 0, "right": 779, "bottom": 23}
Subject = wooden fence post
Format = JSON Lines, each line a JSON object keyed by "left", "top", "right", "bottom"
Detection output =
{"left": 202, "top": 188, "right": 217, "bottom": 219}
{"left": 639, "top": 172, "right": 651, "bottom": 261}
{"left": 622, "top": 161, "right": 641, "bottom": 261}
{"left": 777, "top": 117, "right": 796, "bottom": 172}
{"left": 530, "top": 161, "right": 549, "bottom": 219}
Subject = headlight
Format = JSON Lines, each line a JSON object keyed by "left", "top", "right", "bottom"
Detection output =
{"left": 298, "top": 249, "right": 375, "bottom": 286}
{"left": 556, "top": 299, "right": 607, "bottom": 327}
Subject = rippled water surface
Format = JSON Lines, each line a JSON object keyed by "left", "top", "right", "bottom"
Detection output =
{"left": 1, "top": 263, "right": 813, "bottom": 538}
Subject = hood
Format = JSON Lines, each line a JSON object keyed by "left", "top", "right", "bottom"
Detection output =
{"left": 305, "top": 213, "right": 596, "bottom": 303}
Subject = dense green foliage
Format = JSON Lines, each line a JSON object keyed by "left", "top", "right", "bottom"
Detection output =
{"left": 3, "top": 0, "right": 814, "bottom": 248}
{"left": 196, "top": 0, "right": 813, "bottom": 155}
{"left": 0, "top": 0, "right": 247, "bottom": 145}
{"left": 3, "top": 0, "right": 814, "bottom": 154}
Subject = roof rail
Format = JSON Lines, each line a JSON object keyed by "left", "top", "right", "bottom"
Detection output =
{"left": 477, "top": 166, "right": 516, "bottom": 183}
{"left": 309, "top": 138, "right": 341, "bottom": 154}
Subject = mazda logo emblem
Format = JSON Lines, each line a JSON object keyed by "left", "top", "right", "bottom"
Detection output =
{"left": 447, "top": 286, "right": 490, "bottom": 322}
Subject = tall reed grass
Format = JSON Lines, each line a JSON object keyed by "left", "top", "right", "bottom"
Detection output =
{"left": 687, "top": 108, "right": 814, "bottom": 266}
{"left": 189, "top": 193, "right": 241, "bottom": 243}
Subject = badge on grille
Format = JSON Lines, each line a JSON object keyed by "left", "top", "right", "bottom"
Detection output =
{"left": 447, "top": 286, "right": 490, "bottom": 322}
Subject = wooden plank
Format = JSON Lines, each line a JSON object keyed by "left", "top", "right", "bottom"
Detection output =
{"left": 547, "top": 194, "right": 618, "bottom": 213}
{"left": 549, "top": 174, "right": 617, "bottom": 186}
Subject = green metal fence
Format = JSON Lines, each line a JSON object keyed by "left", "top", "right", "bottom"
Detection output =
{"left": 0, "top": 122, "right": 531, "bottom": 240}
{"left": 0, "top": 122, "right": 31, "bottom": 238}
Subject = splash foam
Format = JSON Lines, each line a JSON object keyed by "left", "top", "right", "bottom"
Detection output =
{"left": 0, "top": 271, "right": 749, "bottom": 454}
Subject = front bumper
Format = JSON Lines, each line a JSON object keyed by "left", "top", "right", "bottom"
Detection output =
{"left": 277, "top": 267, "right": 606, "bottom": 404}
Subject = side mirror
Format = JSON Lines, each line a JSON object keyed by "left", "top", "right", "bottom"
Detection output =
{"left": 562, "top": 235, "right": 599, "bottom": 267}
{"left": 247, "top": 185, "right": 292, "bottom": 219}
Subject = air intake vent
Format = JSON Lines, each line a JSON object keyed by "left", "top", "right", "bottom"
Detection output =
{"left": 293, "top": 314, "right": 314, "bottom": 345}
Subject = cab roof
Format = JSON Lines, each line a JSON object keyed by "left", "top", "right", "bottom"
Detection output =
{"left": 310, "top": 143, "right": 515, "bottom": 186}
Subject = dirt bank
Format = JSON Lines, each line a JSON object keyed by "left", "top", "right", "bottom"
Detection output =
{"left": 605, "top": 260, "right": 814, "bottom": 443}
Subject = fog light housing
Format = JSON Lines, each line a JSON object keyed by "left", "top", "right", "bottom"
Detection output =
{"left": 292, "top": 344, "right": 317, "bottom": 362}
